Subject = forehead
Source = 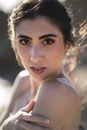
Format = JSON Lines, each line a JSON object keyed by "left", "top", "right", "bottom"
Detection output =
{"left": 16, "top": 16, "right": 63, "bottom": 37}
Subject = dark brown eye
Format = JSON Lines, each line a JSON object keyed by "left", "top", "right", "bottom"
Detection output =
{"left": 19, "top": 38, "right": 31, "bottom": 45}
{"left": 43, "top": 38, "right": 54, "bottom": 45}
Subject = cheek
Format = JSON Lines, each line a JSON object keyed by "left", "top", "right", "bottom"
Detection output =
{"left": 16, "top": 45, "right": 28, "bottom": 61}
{"left": 50, "top": 45, "right": 65, "bottom": 60}
{"left": 16, "top": 47, "right": 30, "bottom": 69}
{"left": 48, "top": 49, "right": 65, "bottom": 68}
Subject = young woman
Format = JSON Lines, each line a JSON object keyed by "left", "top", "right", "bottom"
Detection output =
{"left": 1, "top": 0, "right": 81, "bottom": 129}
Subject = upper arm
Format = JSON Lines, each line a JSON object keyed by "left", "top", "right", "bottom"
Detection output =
{"left": 32, "top": 80, "right": 81, "bottom": 130}
{"left": 11, "top": 70, "right": 29, "bottom": 97}
{"left": 0, "top": 70, "right": 29, "bottom": 125}
{"left": 9, "top": 70, "right": 30, "bottom": 112}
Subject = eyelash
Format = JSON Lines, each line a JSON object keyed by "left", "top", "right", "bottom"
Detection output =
{"left": 19, "top": 38, "right": 31, "bottom": 45}
{"left": 18, "top": 38, "right": 55, "bottom": 46}
{"left": 43, "top": 38, "right": 55, "bottom": 46}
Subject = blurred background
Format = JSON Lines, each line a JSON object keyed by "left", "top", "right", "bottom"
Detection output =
{"left": 0, "top": 0, "right": 87, "bottom": 129}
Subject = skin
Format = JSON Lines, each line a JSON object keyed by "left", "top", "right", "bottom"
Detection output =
{"left": 1, "top": 16, "right": 81, "bottom": 130}
{"left": 1, "top": 71, "right": 50, "bottom": 130}
{"left": 15, "top": 16, "right": 67, "bottom": 83}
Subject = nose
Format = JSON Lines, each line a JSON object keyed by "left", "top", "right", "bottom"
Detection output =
{"left": 30, "top": 46, "right": 43, "bottom": 63}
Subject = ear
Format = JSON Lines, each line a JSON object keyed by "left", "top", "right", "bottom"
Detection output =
{"left": 65, "top": 42, "right": 71, "bottom": 53}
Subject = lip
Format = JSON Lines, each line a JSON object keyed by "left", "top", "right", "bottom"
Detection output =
{"left": 30, "top": 67, "right": 46, "bottom": 74}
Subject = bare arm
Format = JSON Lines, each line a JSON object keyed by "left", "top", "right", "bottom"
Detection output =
{"left": 0, "top": 70, "right": 51, "bottom": 130}
{"left": 32, "top": 79, "right": 81, "bottom": 130}
{"left": 1, "top": 100, "right": 50, "bottom": 130}
{"left": 0, "top": 70, "right": 30, "bottom": 125}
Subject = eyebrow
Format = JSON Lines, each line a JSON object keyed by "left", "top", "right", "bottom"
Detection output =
{"left": 39, "top": 34, "right": 57, "bottom": 39}
{"left": 17, "top": 33, "right": 58, "bottom": 40}
{"left": 17, "top": 35, "right": 32, "bottom": 40}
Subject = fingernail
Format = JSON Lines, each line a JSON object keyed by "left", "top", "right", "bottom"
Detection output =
{"left": 45, "top": 119, "right": 50, "bottom": 123}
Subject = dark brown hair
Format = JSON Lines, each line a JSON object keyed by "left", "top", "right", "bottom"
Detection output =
{"left": 8, "top": 0, "right": 74, "bottom": 65}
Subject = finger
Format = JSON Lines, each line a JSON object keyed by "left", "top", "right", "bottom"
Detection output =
{"left": 15, "top": 120, "right": 31, "bottom": 130}
{"left": 15, "top": 120, "right": 50, "bottom": 130}
{"left": 21, "top": 112, "right": 50, "bottom": 124}
{"left": 21, "top": 99, "right": 35, "bottom": 112}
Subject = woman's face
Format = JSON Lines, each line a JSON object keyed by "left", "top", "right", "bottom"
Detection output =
{"left": 15, "top": 16, "right": 67, "bottom": 82}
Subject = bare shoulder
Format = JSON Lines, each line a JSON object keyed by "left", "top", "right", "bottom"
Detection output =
{"left": 45, "top": 78, "right": 80, "bottom": 102}
{"left": 37, "top": 78, "right": 81, "bottom": 103}
{"left": 11, "top": 70, "right": 30, "bottom": 98}
{"left": 0, "top": 70, "right": 30, "bottom": 123}
{"left": 9, "top": 70, "right": 30, "bottom": 111}
{"left": 41, "top": 78, "right": 81, "bottom": 114}
{"left": 14, "top": 70, "right": 30, "bottom": 87}
{"left": 33, "top": 79, "right": 81, "bottom": 130}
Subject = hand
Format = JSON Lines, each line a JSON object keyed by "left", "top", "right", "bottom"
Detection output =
{"left": 1, "top": 99, "right": 50, "bottom": 130}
